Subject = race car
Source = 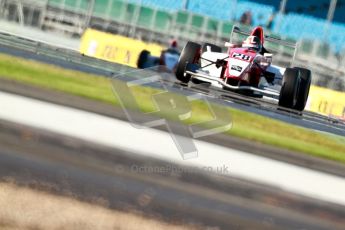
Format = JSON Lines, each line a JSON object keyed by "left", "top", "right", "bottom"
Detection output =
{"left": 137, "top": 40, "right": 180, "bottom": 72}
{"left": 175, "top": 26, "right": 312, "bottom": 111}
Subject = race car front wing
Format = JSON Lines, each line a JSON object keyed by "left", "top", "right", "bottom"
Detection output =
{"left": 185, "top": 69, "right": 281, "bottom": 97}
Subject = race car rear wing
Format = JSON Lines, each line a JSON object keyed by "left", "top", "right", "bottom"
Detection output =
{"left": 230, "top": 26, "right": 297, "bottom": 49}
{"left": 230, "top": 26, "right": 298, "bottom": 64}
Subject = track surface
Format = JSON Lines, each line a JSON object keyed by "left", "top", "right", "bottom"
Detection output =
{"left": 1, "top": 78, "right": 345, "bottom": 179}
{"left": 1, "top": 119, "right": 345, "bottom": 230}
{"left": 3, "top": 90, "right": 345, "bottom": 205}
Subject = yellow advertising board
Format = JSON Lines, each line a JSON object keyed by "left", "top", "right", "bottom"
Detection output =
{"left": 307, "top": 85, "right": 345, "bottom": 119}
{"left": 80, "top": 29, "right": 164, "bottom": 67}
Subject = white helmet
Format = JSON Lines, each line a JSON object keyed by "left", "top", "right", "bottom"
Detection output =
{"left": 242, "top": 36, "right": 262, "bottom": 51}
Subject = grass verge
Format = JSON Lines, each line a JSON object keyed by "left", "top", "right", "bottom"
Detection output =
{"left": 0, "top": 53, "right": 344, "bottom": 163}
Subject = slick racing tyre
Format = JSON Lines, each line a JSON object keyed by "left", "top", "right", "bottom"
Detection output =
{"left": 279, "top": 68, "right": 300, "bottom": 109}
{"left": 175, "top": 41, "right": 201, "bottom": 83}
{"left": 293, "top": 67, "right": 312, "bottom": 111}
{"left": 137, "top": 50, "right": 150, "bottom": 69}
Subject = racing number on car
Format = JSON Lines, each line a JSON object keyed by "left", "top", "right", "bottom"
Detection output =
{"left": 232, "top": 53, "right": 250, "bottom": 61}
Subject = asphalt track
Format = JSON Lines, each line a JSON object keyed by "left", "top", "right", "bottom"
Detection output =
{"left": 1, "top": 119, "right": 345, "bottom": 230}
{"left": 1, "top": 78, "right": 345, "bottom": 178}
{"left": 3, "top": 90, "right": 345, "bottom": 205}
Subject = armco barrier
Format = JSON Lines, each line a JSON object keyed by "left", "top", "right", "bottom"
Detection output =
{"left": 307, "top": 86, "right": 345, "bottom": 119}
{"left": 80, "top": 29, "right": 164, "bottom": 67}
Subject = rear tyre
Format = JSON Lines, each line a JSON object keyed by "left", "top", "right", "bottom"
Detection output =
{"left": 202, "top": 43, "right": 222, "bottom": 53}
{"left": 175, "top": 41, "right": 201, "bottom": 83}
{"left": 279, "top": 68, "right": 300, "bottom": 109}
{"left": 294, "top": 67, "right": 312, "bottom": 111}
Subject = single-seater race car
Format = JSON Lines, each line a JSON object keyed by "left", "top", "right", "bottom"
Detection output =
{"left": 175, "top": 26, "right": 312, "bottom": 111}
{"left": 137, "top": 40, "right": 180, "bottom": 72}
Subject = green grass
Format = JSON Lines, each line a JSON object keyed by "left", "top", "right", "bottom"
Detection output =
{"left": 0, "top": 53, "right": 344, "bottom": 163}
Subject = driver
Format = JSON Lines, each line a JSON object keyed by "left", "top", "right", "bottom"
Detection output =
{"left": 160, "top": 39, "right": 180, "bottom": 71}
{"left": 242, "top": 35, "right": 272, "bottom": 68}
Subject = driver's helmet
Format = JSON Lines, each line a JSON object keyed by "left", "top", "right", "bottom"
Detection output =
{"left": 242, "top": 36, "right": 262, "bottom": 51}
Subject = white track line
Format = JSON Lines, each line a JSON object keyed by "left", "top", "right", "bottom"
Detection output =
{"left": 1, "top": 91, "right": 345, "bottom": 206}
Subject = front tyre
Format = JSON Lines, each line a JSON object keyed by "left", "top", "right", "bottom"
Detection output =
{"left": 294, "top": 67, "right": 312, "bottom": 111}
{"left": 175, "top": 41, "right": 201, "bottom": 83}
{"left": 279, "top": 68, "right": 300, "bottom": 109}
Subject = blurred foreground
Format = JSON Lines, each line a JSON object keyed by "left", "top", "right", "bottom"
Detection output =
{"left": 0, "top": 182, "right": 196, "bottom": 230}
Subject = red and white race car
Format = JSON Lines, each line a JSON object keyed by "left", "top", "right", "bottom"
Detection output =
{"left": 175, "top": 26, "right": 311, "bottom": 111}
